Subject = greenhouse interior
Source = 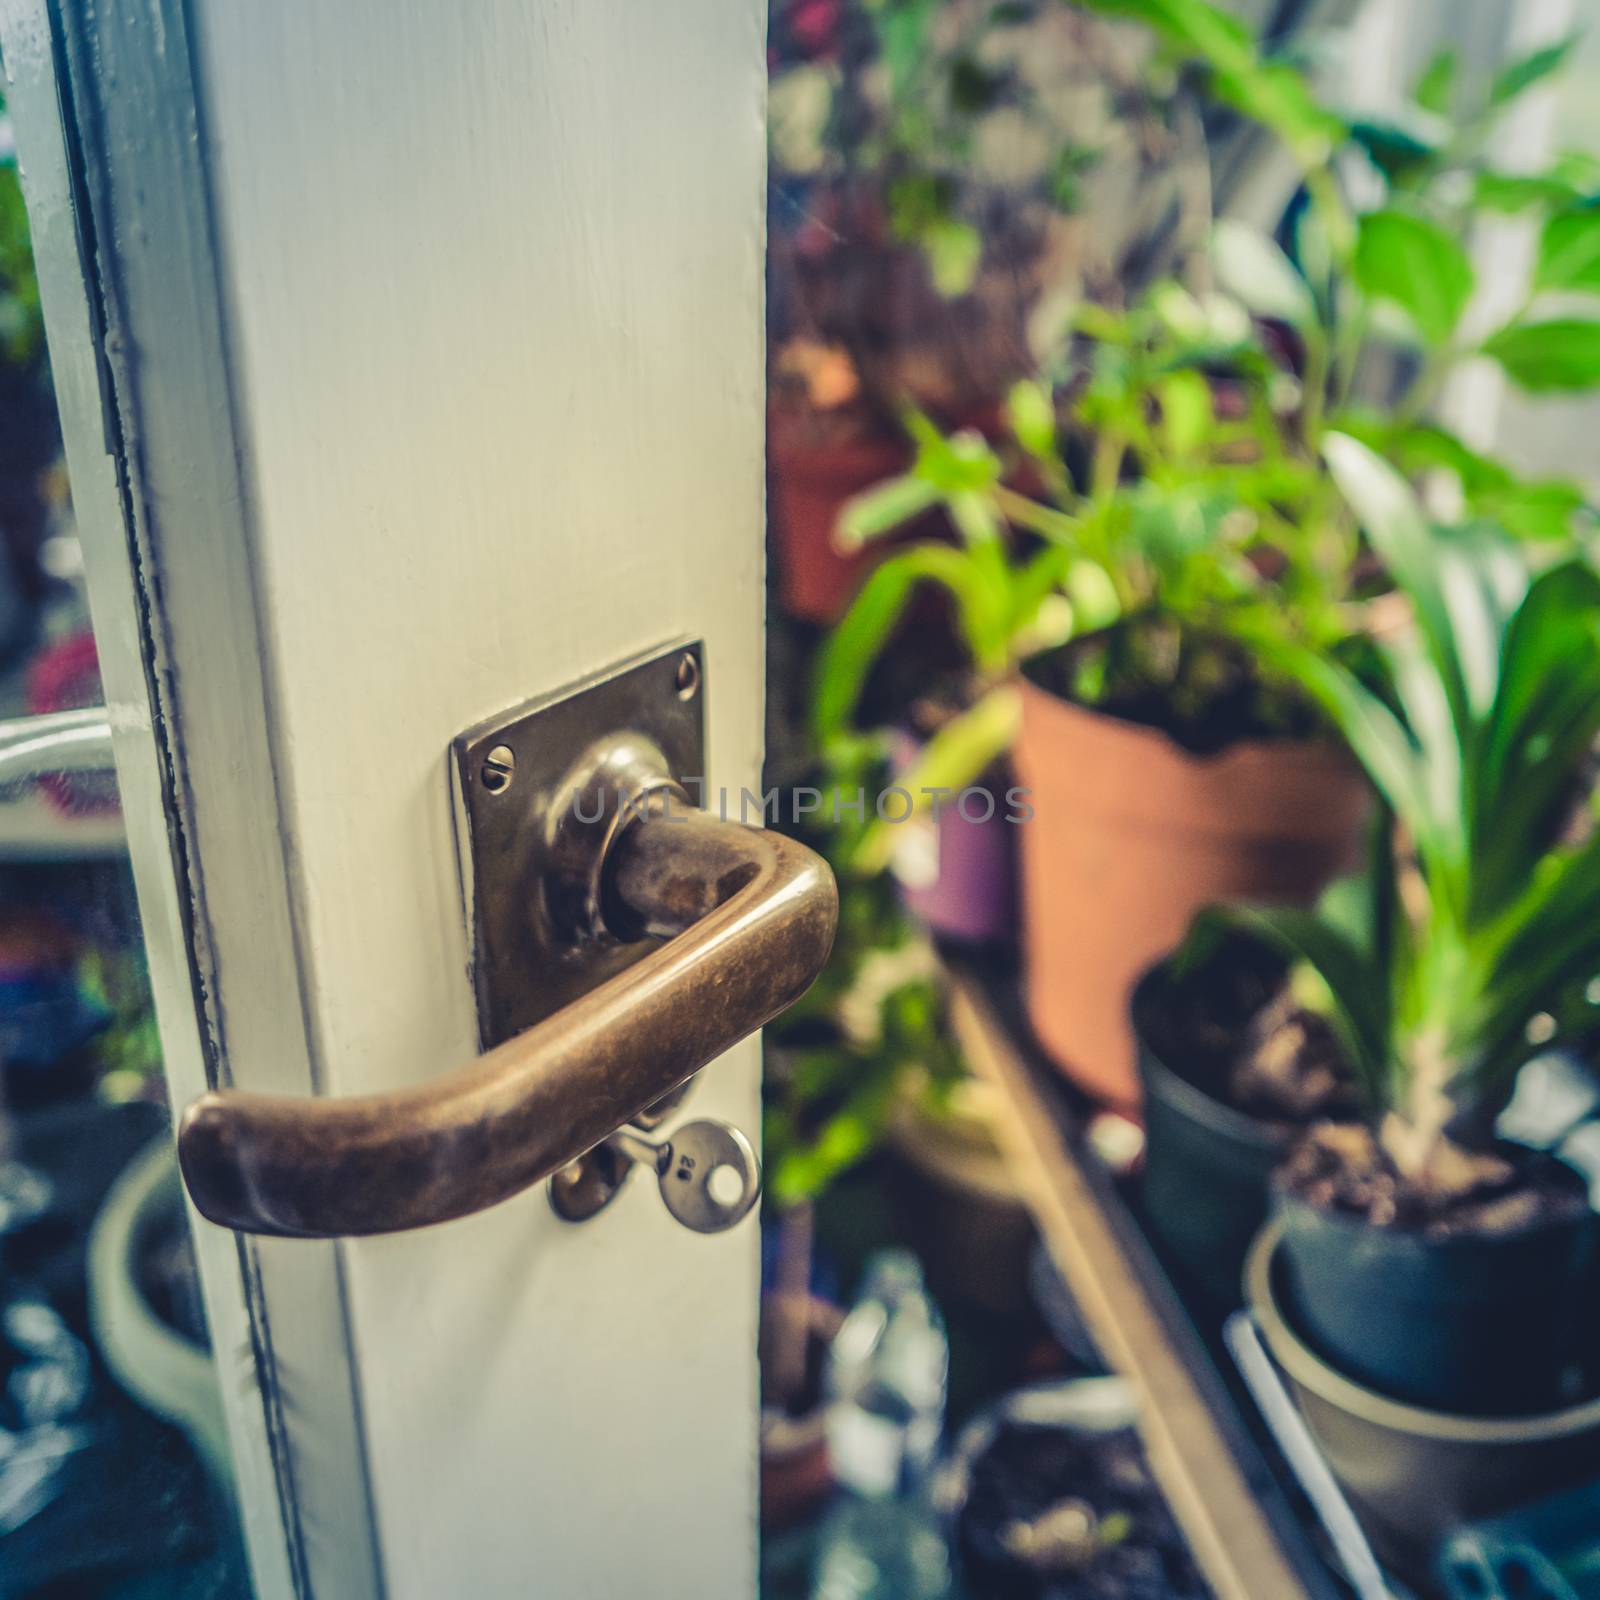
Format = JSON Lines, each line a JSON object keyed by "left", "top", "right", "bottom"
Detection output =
{"left": 4, "top": 1, "right": 1600, "bottom": 1597}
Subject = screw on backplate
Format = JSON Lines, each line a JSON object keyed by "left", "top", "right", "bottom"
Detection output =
{"left": 481, "top": 745, "right": 516, "bottom": 794}
{"left": 675, "top": 652, "right": 700, "bottom": 702}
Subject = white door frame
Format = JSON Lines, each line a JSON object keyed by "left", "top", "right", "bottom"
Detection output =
{"left": 3, "top": 0, "right": 386, "bottom": 1589}
{"left": 1, "top": 2, "right": 769, "bottom": 1595}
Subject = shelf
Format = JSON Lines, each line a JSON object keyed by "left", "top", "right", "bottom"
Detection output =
{"left": 945, "top": 962, "right": 1348, "bottom": 1600}
{"left": 0, "top": 791, "right": 126, "bottom": 861}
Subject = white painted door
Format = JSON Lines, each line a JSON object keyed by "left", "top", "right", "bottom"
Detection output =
{"left": 1, "top": 1, "right": 770, "bottom": 1595}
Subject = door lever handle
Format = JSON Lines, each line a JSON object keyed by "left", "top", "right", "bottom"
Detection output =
{"left": 177, "top": 794, "right": 837, "bottom": 1237}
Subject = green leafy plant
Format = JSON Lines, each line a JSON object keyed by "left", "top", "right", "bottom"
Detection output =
{"left": 811, "top": 1, "right": 1600, "bottom": 840}
{"left": 771, "top": 0, "right": 1100, "bottom": 296}
{"left": 810, "top": 274, "right": 1358, "bottom": 861}
{"left": 763, "top": 786, "right": 968, "bottom": 1207}
{"left": 810, "top": 409, "right": 1120, "bottom": 868}
{"left": 1085, "top": 1, "right": 1600, "bottom": 433}
{"left": 0, "top": 92, "right": 46, "bottom": 371}
{"left": 1206, "top": 434, "right": 1600, "bottom": 1176}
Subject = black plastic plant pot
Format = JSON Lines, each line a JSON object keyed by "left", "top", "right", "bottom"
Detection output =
{"left": 1247, "top": 1220, "right": 1600, "bottom": 1587}
{"left": 1275, "top": 1172, "right": 1600, "bottom": 1417}
{"left": 1132, "top": 963, "right": 1290, "bottom": 1307}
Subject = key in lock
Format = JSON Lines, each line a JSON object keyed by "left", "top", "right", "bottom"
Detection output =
{"left": 606, "top": 1119, "right": 761, "bottom": 1233}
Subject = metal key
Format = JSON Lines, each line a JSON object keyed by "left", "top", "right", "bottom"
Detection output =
{"left": 606, "top": 1119, "right": 761, "bottom": 1233}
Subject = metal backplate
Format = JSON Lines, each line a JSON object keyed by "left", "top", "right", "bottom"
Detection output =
{"left": 450, "top": 639, "right": 705, "bottom": 1049}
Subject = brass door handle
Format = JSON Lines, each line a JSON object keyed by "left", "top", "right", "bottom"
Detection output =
{"left": 177, "top": 806, "right": 837, "bottom": 1237}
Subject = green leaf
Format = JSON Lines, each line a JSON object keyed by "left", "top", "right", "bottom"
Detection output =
{"left": 767, "top": 1070, "right": 899, "bottom": 1207}
{"left": 811, "top": 546, "right": 1004, "bottom": 745}
{"left": 1353, "top": 209, "right": 1474, "bottom": 345}
{"left": 1475, "top": 171, "right": 1564, "bottom": 213}
{"left": 1126, "top": 483, "right": 1233, "bottom": 581}
{"left": 907, "top": 418, "right": 1003, "bottom": 499}
{"left": 851, "top": 686, "right": 1022, "bottom": 874}
{"left": 1006, "top": 379, "right": 1058, "bottom": 463}
{"left": 1065, "top": 560, "right": 1120, "bottom": 632}
{"left": 1478, "top": 477, "right": 1586, "bottom": 543}
{"left": 1241, "top": 623, "right": 1442, "bottom": 871}
{"left": 1155, "top": 369, "right": 1212, "bottom": 458}
{"left": 1379, "top": 627, "right": 1460, "bottom": 833}
{"left": 1475, "top": 168, "right": 1590, "bottom": 213}
{"left": 1198, "top": 904, "right": 1389, "bottom": 1102}
{"left": 1535, "top": 209, "right": 1600, "bottom": 294}
{"left": 1361, "top": 420, "right": 1586, "bottom": 541}
{"left": 1482, "top": 318, "right": 1600, "bottom": 392}
{"left": 1477, "top": 830, "right": 1600, "bottom": 1083}
{"left": 924, "top": 218, "right": 983, "bottom": 296}
{"left": 1348, "top": 118, "right": 1443, "bottom": 188}
{"left": 1324, "top": 432, "right": 1512, "bottom": 728}
{"left": 1073, "top": 0, "right": 1344, "bottom": 166}
{"left": 1210, "top": 219, "right": 1315, "bottom": 327}
{"left": 1413, "top": 48, "right": 1456, "bottom": 115}
{"left": 836, "top": 474, "right": 940, "bottom": 550}
{"left": 1489, "top": 34, "right": 1579, "bottom": 109}
{"left": 1473, "top": 560, "right": 1600, "bottom": 919}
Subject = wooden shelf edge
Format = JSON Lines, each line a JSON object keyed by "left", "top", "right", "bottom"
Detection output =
{"left": 947, "top": 969, "right": 1317, "bottom": 1600}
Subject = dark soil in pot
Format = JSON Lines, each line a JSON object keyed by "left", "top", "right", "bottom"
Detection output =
{"left": 1132, "top": 939, "right": 1359, "bottom": 1306}
{"left": 1027, "top": 619, "right": 1325, "bottom": 758}
{"left": 940, "top": 1380, "right": 1207, "bottom": 1599}
{"left": 1277, "top": 1123, "right": 1600, "bottom": 1416}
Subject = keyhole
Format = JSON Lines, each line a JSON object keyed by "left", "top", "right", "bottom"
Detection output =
{"left": 706, "top": 1164, "right": 744, "bottom": 1208}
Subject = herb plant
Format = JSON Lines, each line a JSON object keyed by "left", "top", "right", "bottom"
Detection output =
{"left": 763, "top": 827, "right": 967, "bottom": 1207}
{"left": 1208, "top": 435, "right": 1600, "bottom": 1179}
{"left": 810, "top": 1, "right": 1600, "bottom": 844}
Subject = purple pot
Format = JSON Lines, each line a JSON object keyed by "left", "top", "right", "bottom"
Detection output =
{"left": 887, "top": 731, "right": 1016, "bottom": 945}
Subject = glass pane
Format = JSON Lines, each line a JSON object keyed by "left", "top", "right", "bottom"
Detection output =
{"left": 0, "top": 65, "right": 251, "bottom": 1600}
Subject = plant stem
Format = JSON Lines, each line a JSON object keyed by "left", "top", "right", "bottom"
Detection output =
{"left": 1091, "top": 429, "right": 1125, "bottom": 504}
{"left": 994, "top": 484, "right": 1080, "bottom": 543}
{"left": 1300, "top": 327, "right": 1330, "bottom": 451}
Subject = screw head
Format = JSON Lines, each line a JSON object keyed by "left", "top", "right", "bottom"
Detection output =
{"left": 481, "top": 744, "right": 516, "bottom": 794}
{"left": 674, "top": 652, "right": 700, "bottom": 702}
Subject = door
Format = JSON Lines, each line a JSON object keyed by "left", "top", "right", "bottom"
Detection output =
{"left": 0, "top": 1, "right": 774, "bottom": 1595}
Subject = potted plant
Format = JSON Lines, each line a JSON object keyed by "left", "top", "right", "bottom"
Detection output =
{"left": 810, "top": 411, "right": 1118, "bottom": 944}
{"left": 934, "top": 1377, "right": 1209, "bottom": 1599}
{"left": 765, "top": 817, "right": 1029, "bottom": 1309}
{"left": 815, "top": 4, "right": 1600, "bottom": 1105}
{"left": 1212, "top": 437, "right": 1600, "bottom": 1573}
{"left": 768, "top": 0, "right": 1199, "bottom": 625}
{"left": 1121, "top": 16, "right": 1600, "bottom": 1297}
{"left": 760, "top": 831, "right": 971, "bottom": 1529}
{"left": 818, "top": 270, "right": 1377, "bottom": 1102}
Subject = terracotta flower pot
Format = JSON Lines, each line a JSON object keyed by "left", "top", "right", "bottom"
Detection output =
{"left": 759, "top": 1294, "right": 844, "bottom": 1531}
{"left": 1013, "top": 678, "right": 1368, "bottom": 1109}
{"left": 767, "top": 414, "right": 910, "bottom": 626}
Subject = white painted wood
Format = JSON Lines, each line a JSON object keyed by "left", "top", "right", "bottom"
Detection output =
{"left": 9, "top": 0, "right": 768, "bottom": 1595}
{"left": 0, "top": 4, "right": 301, "bottom": 1591}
